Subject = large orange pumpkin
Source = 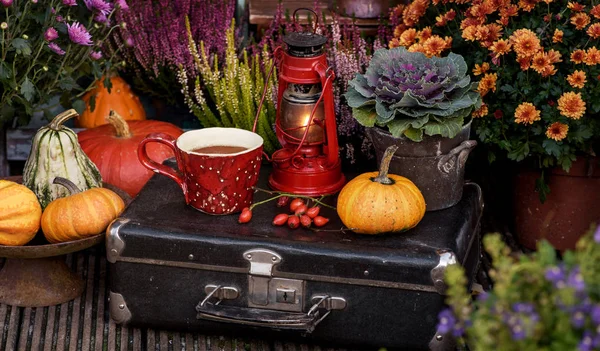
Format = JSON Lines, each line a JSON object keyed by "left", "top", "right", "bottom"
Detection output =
{"left": 77, "top": 111, "right": 183, "bottom": 197}
{"left": 0, "top": 180, "right": 42, "bottom": 246}
{"left": 76, "top": 76, "right": 146, "bottom": 128}
{"left": 336, "top": 145, "right": 426, "bottom": 235}
{"left": 41, "top": 177, "right": 125, "bottom": 243}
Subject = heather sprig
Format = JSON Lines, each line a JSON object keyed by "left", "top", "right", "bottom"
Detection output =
{"left": 441, "top": 224, "right": 600, "bottom": 350}
{"left": 106, "top": 0, "right": 236, "bottom": 104}
{"left": 0, "top": 0, "right": 125, "bottom": 127}
{"left": 179, "top": 18, "right": 279, "bottom": 154}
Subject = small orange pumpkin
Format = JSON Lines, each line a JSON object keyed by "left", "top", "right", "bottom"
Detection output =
{"left": 75, "top": 76, "right": 146, "bottom": 128}
{"left": 0, "top": 180, "right": 42, "bottom": 246}
{"left": 336, "top": 145, "right": 426, "bottom": 235}
{"left": 41, "top": 177, "right": 125, "bottom": 243}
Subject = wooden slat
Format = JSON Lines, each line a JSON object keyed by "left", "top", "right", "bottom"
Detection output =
{"left": 82, "top": 253, "right": 96, "bottom": 351}
{"left": 30, "top": 307, "right": 45, "bottom": 350}
{"left": 18, "top": 307, "right": 32, "bottom": 350}
{"left": 159, "top": 330, "right": 170, "bottom": 351}
{"left": 43, "top": 306, "right": 57, "bottom": 351}
{"left": 185, "top": 333, "right": 195, "bottom": 351}
{"left": 5, "top": 305, "right": 20, "bottom": 351}
{"left": 68, "top": 254, "right": 85, "bottom": 351}
{"left": 147, "top": 329, "right": 156, "bottom": 351}
{"left": 95, "top": 256, "right": 107, "bottom": 351}
{"left": 0, "top": 303, "right": 7, "bottom": 348}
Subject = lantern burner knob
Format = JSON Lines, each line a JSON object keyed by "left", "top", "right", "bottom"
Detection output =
{"left": 283, "top": 32, "right": 328, "bottom": 57}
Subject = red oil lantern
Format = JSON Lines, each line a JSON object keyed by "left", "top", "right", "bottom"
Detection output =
{"left": 254, "top": 9, "right": 346, "bottom": 196}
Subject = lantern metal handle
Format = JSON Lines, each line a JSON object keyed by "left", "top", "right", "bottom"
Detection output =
{"left": 292, "top": 8, "right": 319, "bottom": 34}
{"left": 252, "top": 46, "right": 283, "bottom": 136}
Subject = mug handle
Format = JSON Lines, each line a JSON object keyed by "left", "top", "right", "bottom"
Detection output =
{"left": 138, "top": 133, "right": 188, "bottom": 202}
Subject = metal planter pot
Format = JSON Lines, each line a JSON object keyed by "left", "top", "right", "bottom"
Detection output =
{"left": 366, "top": 121, "right": 477, "bottom": 211}
{"left": 332, "top": 0, "right": 405, "bottom": 19}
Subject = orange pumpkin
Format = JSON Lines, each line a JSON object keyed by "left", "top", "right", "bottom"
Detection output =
{"left": 41, "top": 177, "right": 125, "bottom": 243}
{"left": 336, "top": 145, "right": 426, "bottom": 234}
{"left": 75, "top": 76, "right": 146, "bottom": 128}
{"left": 77, "top": 111, "right": 183, "bottom": 197}
{"left": 0, "top": 180, "right": 42, "bottom": 246}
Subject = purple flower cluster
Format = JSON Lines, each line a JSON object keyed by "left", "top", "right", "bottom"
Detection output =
{"left": 436, "top": 308, "right": 465, "bottom": 337}
{"left": 501, "top": 303, "right": 540, "bottom": 341}
{"left": 594, "top": 225, "right": 600, "bottom": 243}
{"left": 67, "top": 22, "right": 93, "bottom": 46}
{"left": 107, "top": 0, "right": 236, "bottom": 80}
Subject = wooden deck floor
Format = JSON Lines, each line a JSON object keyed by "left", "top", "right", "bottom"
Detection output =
{"left": 0, "top": 248, "right": 354, "bottom": 351}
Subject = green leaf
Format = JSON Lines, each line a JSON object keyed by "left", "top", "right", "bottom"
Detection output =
{"left": 352, "top": 107, "right": 377, "bottom": 127}
{"left": 58, "top": 77, "right": 79, "bottom": 91}
{"left": 0, "top": 62, "right": 12, "bottom": 80}
{"left": 386, "top": 118, "right": 412, "bottom": 137}
{"left": 542, "top": 139, "right": 561, "bottom": 157}
{"left": 404, "top": 127, "right": 423, "bottom": 141}
{"left": 72, "top": 99, "right": 86, "bottom": 114}
{"left": 11, "top": 38, "right": 32, "bottom": 56}
{"left": 423, "top": 116, "right": 464, "bottom": 138}
{"left": 103, "top": 75, "right": 113, "bottom": 93}
{"left": 89, "top": 94, "right": 97, "bottom": 113}
{"left": 487, "top": 152, "right": 496, "bottom": 164}
{"left": 20, "top": 78, "right": 35, "bottom": 102}
{"left": 535, "top": 170, "right": 550, "bottom": 204}
{"left": 507, "top": 142, "right": 530, "bottom": 162}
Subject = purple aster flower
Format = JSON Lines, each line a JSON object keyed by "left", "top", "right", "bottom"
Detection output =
{"left": 594, "top": 225, "right": 600, "bottom": 243}
{"left": 592, "top": 305, "right": 600, "bottom": 325}
{"left": 572, "top": 310, "right": 587, "bottom": 328}
{"left": 83, "top": 0, "right": 112, "bottom": 16}
{"left": 511, "top": 323, "right": 527, "bottom": 341}
{"left": 436, "top": 308, "right": 456, "bottom": 334}
{"left": 125, "top": 36, "right": 134, "bottom": 47}
{"left": 90, "top": 51, "right": 102, "bottom": 60}
{"left": 568, "top": 267, "right": 586, "bottom": 292}
{"left": 545, "top": 265, "right": 567, "bottom": 288}
{"left": 51, "top": 7, "right": 55, "bottom": 13}
{"left": 62, "top": 0, "right": 76, "bottom": 6}
{"left": 48, "top": 42, "right": 65, "bottom": 55}
{"left": 477, "top": 291, "right": 489, "bottom": 302}
{"left": 94, "top": 13, "right": 108, "bottom": 24}
{"left": 44, "top": 28, "right": 58, "bottom": 41}
{"left": 67, "top": 22, "right": 93, "bottom": 46}
{"left": 452, "top": 324, "right": 464, "bottom": 338}
{"left": 1, "top": 0, "right": 12, "bottom": 7}
{"left": 513, "top": 303, "right": 535, "bottom": 314}
{"left": 115, "top": 0, "right": 128, "bottom": 10}
{"left": 56, "top": 15, "right": 64, "bottom": 22}
{"left": 579, "top": 331, "right": 594, "bottom": 351}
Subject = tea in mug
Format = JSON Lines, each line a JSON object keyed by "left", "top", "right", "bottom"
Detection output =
{"left": 190, "top": 145, "right": 248, "bottom": 154}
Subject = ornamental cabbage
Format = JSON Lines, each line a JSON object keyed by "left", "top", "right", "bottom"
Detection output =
{"left": 344, "top": 47, "right": 481, "bottom": 141}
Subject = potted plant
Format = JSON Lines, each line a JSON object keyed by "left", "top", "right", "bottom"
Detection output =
{"left": 440, "top": 224, "right": 600, "bottom": 350}
{"left": 344, "top": 46, "right": 482, "bottom": 210}
{"left": 387, "top": 0, "right": 600, "bottom": 250}
{"left": 0, "top": 0, "right": 127, "bottom": 128}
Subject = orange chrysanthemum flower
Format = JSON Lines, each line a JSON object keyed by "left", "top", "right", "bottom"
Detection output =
{"left": 592, "top": 5, "right": 600, "bottom": 19}
{"left": 399, "top": 28, "right": 418, "bottom": 47}
{"left": 472, "top": 103, "right": 489, "bottom": 118}
{"left": 542, "top": 0, "right": 553, "bottom": 3}
{"left": 402, "top": 0, "right": 430, "bottom": 27}
{"left": 545, "top": 122, "right": 569, "bottom": 141}
{"left": 435, "top": 14, "right": 448, "bottom": 27}
{"left": 408, "top": 43, "right": 426, "bottom": 54}
{"left": 585, "top": 47, "right": 600, "bottom": 65}
{"left": 423, "top": 36, "right": 448, "bottom": 57}
{"left": 499, "top": 4, "right": 519, "bottom": 18}
{"left": 510, "top": 28, "right": 541, "bottom": 58}
{"left": 417, "top": 27, "right": 433, "bottom": 42}
{"left": 568, "top": 2, "right": 585, "bottom": 11}
{"left": 478, "top": 73, "right": 498, "bottom": 97}
{"left": 588, "top": 23, "right": 600, "bottom": 39}
{"left": 540, "top": 65, "right": 557, "bottom": 77}
{"left": 557, "top": 92, "right": 586, "bottom": 119}
{"left": 553, "top": 29, "right": 564, "bottom": 43}
{"left": 567, "top": 70, "right": 587, "bottom": 88}
{"left": 518, "top": 0, "right": 538, "bottom": 12}
{"left": 389, "top": 38, "right": 401, "bottom": 49}
{"left": 514, "top": 102, "right": 541, "bottom": 124}
{"left": 462, "top": 25, "right": 479, "bottom": 42}
{"left": 490, "top": 39, "right": 511, "bottom": 56}
{"left": 571, "top": 13, "right": 591, "bottom": 30}
{"left": 473, "top": 62, "right": 490, "bottom": 76}
{"left": 517, "top": 57, "right": 531, "bottom": 70}
{"left": 571, "top": 49, "right": 586, "bottom": 64}
{"left": 444, "top": 9, "right": 456, "bottom": 21}
{"left": 531, "top": 52, "right": 551, "bottom": 74}
{"left": 546, "top": 49, "right": 562, "bottom": 64}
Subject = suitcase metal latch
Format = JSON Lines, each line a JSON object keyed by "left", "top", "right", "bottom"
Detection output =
{"left": 244, "top": 249, "right": 305, "bottom": 312}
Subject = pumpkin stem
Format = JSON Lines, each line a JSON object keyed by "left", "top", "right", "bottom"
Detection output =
{"left": 53, "top": 177, "right": 82, "bottom": 195}
{"left": 49, "top": 109, "right": 79, "bottom": 130}
{"left": 106, "top": 110, "right": 132, "bottom": 138}
{"left": 373, "top": 145, "right": 399, "bottom": 185}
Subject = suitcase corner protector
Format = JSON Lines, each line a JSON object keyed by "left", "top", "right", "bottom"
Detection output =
{"left": 106, "top": 217, "right": 129, "bottom": 263}
{"left": 430, "top": 250, "right": 457, "bottom": 295}
{"left": 109, "top": 291, "right": 132, "bottom": 324}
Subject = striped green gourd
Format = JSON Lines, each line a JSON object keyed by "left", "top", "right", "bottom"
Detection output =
{"left": 23, "top": 109, "right": 102, "bottom": 209}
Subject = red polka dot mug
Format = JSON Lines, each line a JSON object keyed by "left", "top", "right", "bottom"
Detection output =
{"left": 138, "top": 128, "right": 264, "bottom": 215}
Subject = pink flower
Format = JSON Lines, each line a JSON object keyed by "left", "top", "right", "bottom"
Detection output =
{"left": 67, "top": 22, "right": 93, "bottom": 46}
{"left": 94, "top": 13, "right": 109, "bottom": 24}
{"left": 56, "top": 15, "right": 64, "bottom": 22}
{"left": 125, "top": 36, "right": 134, "bottom": 47}
{"left": 62, "top": 0, "right": 77, "bottom": 6}
{"left": 83, "top": 0, "right": 112, "bottom": 15}
{"left": 48, "top": 42, "right": 65, "bottom": 55}
{"left": 44, "top": 27, "right": 59, "bottom": 41}
{"left": 90, "top": 51, "right": 102, "bottom": 60}
{"left": 115, "top": 0, "right": 128, "bottom": 10}
{"left": 1, "top": 0, "right": 12, "bottom": 8}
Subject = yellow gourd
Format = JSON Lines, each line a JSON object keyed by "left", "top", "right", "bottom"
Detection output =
{"left": 0, "top": 180, "right": 42, "bottom": 246}
{"left": 336, "top": 145, "right": 426, "bottom": 234}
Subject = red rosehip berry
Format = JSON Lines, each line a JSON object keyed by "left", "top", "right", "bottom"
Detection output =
{"left": 300, "top": 215, "right": 312, "bottom": 228}
{"left": 294, "top": 204, "right": 308, "bottom": 216}
{"left": 238, "top": 207, "right": 252, "bottom": 224}
{"left": 313, "top": 216, "right": 329, "bottom": 227}
{"left": 277, "top": 196, "right": 290, "bottom": 207}
{"left": 306, "top": 206, "right": 320, "bottom": 218}
{"left": 287, "top": 215, "right": 300, "bottom": 229}
{"left": 272, "top": 213, "right": 289, "bottom": 226}
{"left": 289, "top": 198, "right": 304, "bottom": 212}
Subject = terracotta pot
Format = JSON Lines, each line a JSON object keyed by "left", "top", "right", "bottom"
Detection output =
{"left": 366, "top": 121, "right": 477, "bottom": 211}
{"left": 513, "top": 156, "right": 600, "bottom": 251}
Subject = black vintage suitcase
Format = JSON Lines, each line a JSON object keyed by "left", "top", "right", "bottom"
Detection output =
{"left": 106, "top": 163, "right": 483, "bottom": 350}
